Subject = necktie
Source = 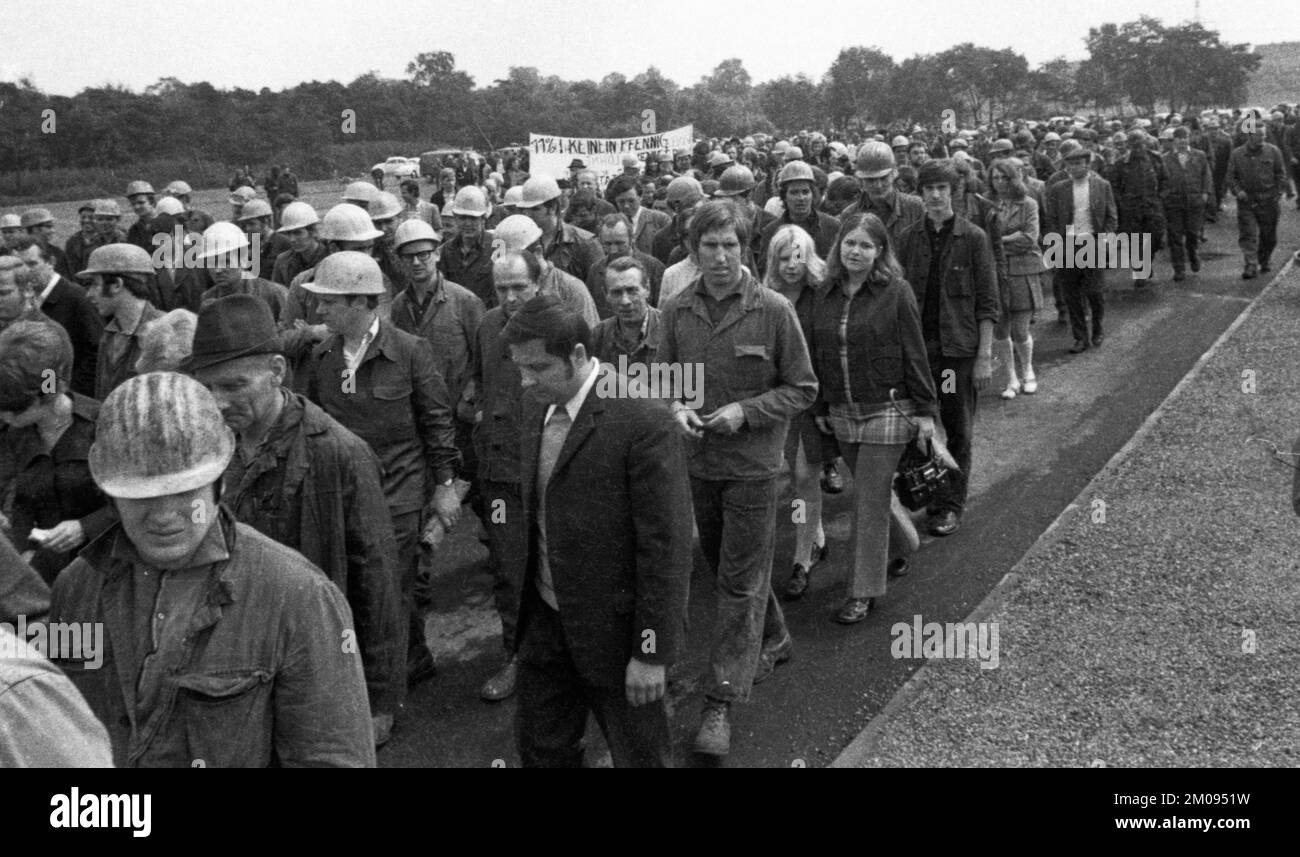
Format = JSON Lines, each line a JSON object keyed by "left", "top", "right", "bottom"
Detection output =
{"left": 535, "top": 408, "right": 572, "bottom": 610}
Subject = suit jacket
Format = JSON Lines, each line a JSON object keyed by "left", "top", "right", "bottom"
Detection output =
{"left": 631, "top": 207, "right": 671, "bottom": 257}
{"left": 1160, "top": 149, "right": 1214, "bottom": 209}
{"left": 1043, "top": 173, "right": 1118, "bottom": 239}
{"left": 515, "top": 365, "right": 691, "bottom": 688}
{"left": 37, "top": 276, "right": 103, "bottom": 398}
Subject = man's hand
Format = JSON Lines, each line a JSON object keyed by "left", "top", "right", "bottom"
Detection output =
{"left": 913, "top": 415, "right": 936, "bottom": 450}
{"left": 814, "top": 415, "right": 832, "bottom": 435}
{"left": 31, "top": 520, "right": 85, "bottom": 554}
{"left": 431, "top": 483, "right": 461, "bottom": 530}
{"left": 974, "top": 354, "right": 993, "bottom": 391}
{"left": 673, "top": 406, "right": 705, "bottom": 439}
{"left": 625, "top": 657, "right": 666, "bottom": 707}
{"left": 700, "top": 402, "right": 746, "bottom": 434}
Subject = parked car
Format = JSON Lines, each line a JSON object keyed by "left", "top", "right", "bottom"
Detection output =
{"left": 373, "top": 156, "right": 421, "bottom": 180}
{"left": 419, "top": 149, "right": 463, "bottom": 179}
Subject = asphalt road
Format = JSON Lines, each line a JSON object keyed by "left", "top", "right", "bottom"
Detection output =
{"left": 377, "top": 201, "right": 1298, "bottom": 768}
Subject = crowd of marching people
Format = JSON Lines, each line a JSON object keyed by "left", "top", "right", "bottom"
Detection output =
{"left": 1, "top": 103, "right": 1297, "bottom": 767}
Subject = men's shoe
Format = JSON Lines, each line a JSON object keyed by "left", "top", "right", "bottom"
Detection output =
{"left": 373, "top": 713, "right": 394, "bottom": 748}
{"left": 1260, "top": 261, "right": 1271, "bottom": 274}
{"left": 1068, "top": 340, "right": 1090, "bottom": 354}
{"left": 479, "top": 657, "right": 518, "bottom": 702}
{"left": 820, "top": 460, "right": 845, "bottom": 494}
{"left": 753, "top": 633, "right": 794, "bottom": 684}
{"left": 781, "top": 543, "right": 826, "bottom": 600}
{"left": 1242, "top": 264, "right": 1258, "bottom": 280}
{"left": 1173, "top": 270, "right": 1186, "bottom": 282}
{"left": 887, "top": 557, "right": 910, "bottom": 578}
{"left": 407, "top": 645, "right": 437, "bottom": 688}
{"left": 834, "top": 597, "right": 874, "bottom": 624}
{"left": 1189, "top": 257, "right": 1201, "bottom": 272}
{"left": 930, "top": 511, "right": 961, "bottom": 537}
{"left": 1091, "top": 333, "right": 1104, "bottom": 347}
{"left": 694, "top": 701, "right": 732, "bottom": 756}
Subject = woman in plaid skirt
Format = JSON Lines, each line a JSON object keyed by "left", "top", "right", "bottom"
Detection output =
{"left": 808, "top": 214, "right": 939, "bottom": 624}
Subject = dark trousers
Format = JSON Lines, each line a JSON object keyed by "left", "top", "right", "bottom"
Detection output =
{"left": 1057, "top": 265, "right": 1104, "bottom": 345}
{"left": 1165, "top": 205, "right": 1204, "bottom": 273}
{"left": 1237, "top": 195, "right": 1281, "bottom": 268}
{"left": 480, "top": 479, "right": 524, "bottom": 651}
{"left": 689, "top": 476, "right": 787, "bottom": 704}
{"left": 515, "top": 593, "right": 671, "bottom": 768}
{"left": 392, "top": 509, "right": 425, "bottom": 684}
{"left": 927, "top": 353, "right": 977, "bottom": 515}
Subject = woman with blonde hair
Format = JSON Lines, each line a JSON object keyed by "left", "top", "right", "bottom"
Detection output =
{"left": 809, "top": 213, "right": 942, "bottom": 623}
{"left": 987, "top": 158, "right": 1046, "bottom": 399}
{"left": 762, "top": 225, "right": 832, "bottom": 600}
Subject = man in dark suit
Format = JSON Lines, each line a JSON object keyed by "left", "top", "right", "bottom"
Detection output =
{"left": 1043, "top": 142, "right": 1119, "bottom": 353}
{"left": 503, "top": 294, "right": 691, "bottom": 768}
{"left": 607, "top": 174, "right": 672, "bottom": 257}
{"left": 13, "top": 237, "right": 102, "bottom": 397}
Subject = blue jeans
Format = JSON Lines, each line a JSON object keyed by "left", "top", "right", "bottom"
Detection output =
{"left": 690, "top": 476, "right": 788, "bottom": 704}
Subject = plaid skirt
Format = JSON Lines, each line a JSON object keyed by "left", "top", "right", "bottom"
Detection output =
{"left": 827, "top": 398, "right": 919, "bottom": 446}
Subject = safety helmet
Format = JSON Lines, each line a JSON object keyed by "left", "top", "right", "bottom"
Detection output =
{"left": 715, "top": 166, "right": 757, "bottom": 197}
{"left": 196, "top": 222, "right": 251, "bottom": 260}
{"left": 772, "top": 140, "right": 791, "bottom": 154}
{"left": 493, "top": 214, "right": 543, "bottom": 252}
{"left": 0, "top": 213, "right": 23, "bottom": 229}
{"left": 90, "top": 372, "right": 235, "bottom": 499}
{"left": 125, "top": 180, "right": 156, "bottom": 198}
{"left": 1058, "top": 140, "right": 1088, "bottom": 161}
{"left": 318, "top": 203, "right": 384, "bottom": 242}
{"left": 155, "top": 197, "right": 185, "bottom": 216}
{"left": 92, "top": 199, "right": 123, "bottom": 218}
{"left": 1043, "top": 132, "right": 1062, "bottom": 143}
{"left": 393, "top": 218, "right": 442, "bottom": 252}
{"left": 777, "top": 161, "right": 816, "bottom": 188}
{"left": 516, "top": 175, "right": 562, "bottom": 209}
{"left": 20, "top": 208, "right": 54, "bottom": 228}
{"left": 235, "top": 199, "right": 274, "bottom": 222}
{"left": 502, "top": 186, "right": 525, "bottom": 207}
{"left": 228, "top": 186, "right": 257, "bottom": 205}
{"left": 78, "top": 243, "right": 155, "bottom": 278}
{"left": 450, "top": 185, "right": 490, "bottom": 217}
{"left": 854, "top": 141, "right": 897, "bottom": 179}
{"left": 368, "top": 191, "right": 404, "bottom": 222}
{"left": 665, "top": 175, "right": 704, "bottom": 205}
{"left": 341, "top": 181, "right": 379, "bottom": 205}
{"left": 276, "top": 201, "right": 321, "bottom": 232}
{"left": 1158, "top": 127, "right": 1176, "bottom": 141}
{"left": 164, "top": 180, "right": 193, "bottom": 196}
{"left": 891, "top": 135, "right": 910, "bottom": 149}
{"left": 300, "top": 250, "right": 386, "bottom": 295}
{"left": 707, "top": 151, "right": 733, "bottom": 168}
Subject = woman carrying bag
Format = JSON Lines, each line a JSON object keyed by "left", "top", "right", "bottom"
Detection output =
{"left": 808, "top": 213, "right": 949, "bottom": 624}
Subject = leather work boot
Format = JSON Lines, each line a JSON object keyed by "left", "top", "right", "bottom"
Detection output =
{"left": 694, "top": 700, "right": 732, "bottom": 756}
{"left": 480, "top": 657, "right": 518, "bottom": 702}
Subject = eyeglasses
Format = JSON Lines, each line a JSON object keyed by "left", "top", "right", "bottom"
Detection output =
{"left": 400, "top": 250, "right": 435, "bottom": 263}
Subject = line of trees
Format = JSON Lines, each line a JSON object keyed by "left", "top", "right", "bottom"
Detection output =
{"left": 0, "top": 17, "right": 1263, "bottom": 193}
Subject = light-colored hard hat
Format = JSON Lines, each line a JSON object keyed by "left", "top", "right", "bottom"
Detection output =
{"left": 78, "top": 243, "right": 155, "bottom": 278}
{"left": 20, "top": 208, "right": 54, "bottom": 228}
{"left": 276, "top": 201, "right": 320, "bottom": 232}
{"left": 492, "top": 215, "right": 543, "bottom": 252}
{"left": 369, "top": 191, "right": 404, "bottom": 221}
{"left": 1159, "top": 127, "right": 1176, "bottom": 141}
{"left": 621, "top": 154, "right": 641, "bottom": 168}
{"left": 665, "top": 175, "right": 704, "bottom": 204}
{"left": 393, "top": 219, "right": 442, "bottom": 252}
{"left": 715, "top": 166, "right": 757, "bottom": 197}
{"left": 784, "top": 146, "right": 804, "bottom": 162}
{"left": 164, "top": 180, "right": 193, "bottom": 196}
{"left": 853, "top": 141, "right": 896, "bottom": 178}
{"left": 891, "top": 135, "right": 911, "bottom": 149}
{"left": 300, "top": 250, "right": 386, "bottom": 295}
{"left": 451, "top": 185, "right": 490, "bottom": 217}
{"left": 707, "top": 151, "right": 733, "bottom": 168}
{"left": 89, "top": 372, "right": 235, "bottom": 499}
{"left": 155, "top": 197, "right": 185, "bottom": 216}
{"left": 197, "top": 222, "right": 251, "bottom": 260}
{"left": 516, "top": 174, "right": 562, "bottom": 209}
{"left": 126, "top": 180, "right": 156, "bottom": 197}
{"left": 1043, "top": 132, "right": 1062, "bottom": 143}
{"left": 228, "top": 186, "right": 257, "bottom": 205}
{"left": 92, "top": 199, "right": 123, "bottom": 218}
{"left": 235, "top": 199, "right": 274, "bottom": 222}
{"left": 341, "top": 181, "right": 379, "bottom": 205}
{"left": 318, "top": 203, "right": 384, "bottom": 242}
{"left": 0, "top": 213, "right": 22, "bottom": 229}
{"left": 502, "top": 186, "right": 525, "bottom": 207}
{"left": 772, "top": 140, "right": 791, "bottom": 154}
{"left": 777, "top": 160, "right": 816, "bottom": 187}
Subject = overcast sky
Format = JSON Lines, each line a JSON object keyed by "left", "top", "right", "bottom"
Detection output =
{"left": 4, "top": 0, "right": 1297, "bottom": 96}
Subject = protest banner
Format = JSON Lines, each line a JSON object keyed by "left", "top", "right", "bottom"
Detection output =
{"left": 528, "top": 125, "right": 693, "bottom": 191}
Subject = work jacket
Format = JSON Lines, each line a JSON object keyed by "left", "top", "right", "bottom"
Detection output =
{"left": 895, "top": 214, "right": 1000, "bottom": 358}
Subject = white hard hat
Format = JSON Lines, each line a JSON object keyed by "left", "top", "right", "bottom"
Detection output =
{"left": 197, "top": 222, "right": 251, "bottom": 260}
{"left": 516, "top": 175, "right": 561, "bottom": 209}
{"left": 341, "top": 181, "right": 379, "bottom": 205}
{"left": 492, "top": 215, "right": 543, "bottom": 251}
{"left": 393, "top": 219, "right": 441, "bottom": 252}
{"left": 276, "top": 201, "right": 321, "bottom": 232}
{"left": 369, "top": 191, "right": 404, "bottom": 221}
{"left": 164, "top": 180, "right": 193, "bottom": 196}
{"left": 451, "top": 186, "right": 490, "bottom": 217}
{"left": 236, "top": 199, "right": 274, "bottom": 222}
{"left": 301, "top": 250, "right": 386, "bottom": 295}
{"left": 318, "top": 204, "right": 383, "bottom": 242}
{"left": 155, "top": 197, "right": 185, "bottom": 216}
{"left": 502, "top": 186, "right": 525, "bottom": 207}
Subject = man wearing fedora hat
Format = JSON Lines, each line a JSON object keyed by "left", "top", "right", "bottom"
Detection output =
{"left": 187, "top": 293, "right": 403, "bottom": 747}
